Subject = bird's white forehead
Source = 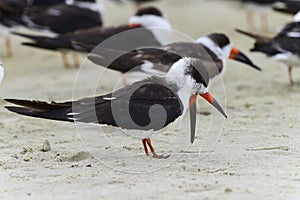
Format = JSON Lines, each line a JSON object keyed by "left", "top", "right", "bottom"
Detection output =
{"left": 197, "top": 36, "right": 232, "bottom": 59}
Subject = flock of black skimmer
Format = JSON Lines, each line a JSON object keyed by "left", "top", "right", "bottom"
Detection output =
{"left": 1, "top": 0, "right": 300, "bottom": 158}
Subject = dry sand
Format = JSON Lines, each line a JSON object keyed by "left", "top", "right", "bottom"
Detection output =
{"left": 1, "top": 0, "right": 300, "bottom": 199}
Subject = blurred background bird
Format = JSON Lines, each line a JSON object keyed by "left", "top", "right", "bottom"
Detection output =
{"left": 0, "top": 0, "right": 103, "bottom": 61}
{"left": 12, "top": 6, "right": 171, "bottom": 68}
{"left": 236, "top": 11, "right": 300, "bottom": 84}
{"left": 86, "top": 33, "right": 261, "bottom": 85}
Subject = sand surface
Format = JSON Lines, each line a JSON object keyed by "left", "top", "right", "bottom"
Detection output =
{"left": 1, "top": 0, "right": 300, "bottom": 199}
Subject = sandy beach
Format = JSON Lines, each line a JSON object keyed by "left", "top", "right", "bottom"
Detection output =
{"left": 1, "top": 0, "right": 300, "bottom": 199}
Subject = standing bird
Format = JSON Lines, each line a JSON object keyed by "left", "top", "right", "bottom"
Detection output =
{"left": 86, "top": 33, "right": 261, "bottom": 85}
{"left": 5, "top": 57, "right": 227, "bottom": 158}
{"left": 23, "top": 0, "right": 103, "bottom": 35}
{"left": 12, "top": 7, "right": 171, "bottom": 68}
{"left": 21, "top": 0, "right": 103, "bottom": 68}
{"left": 236, "top": 11, "right": 300, "bottom": 84}
{"left": 0, "top": 0, "right": 27, "bottom": 57}
{"left": 0, "top": 0, "right": 66, "bottom": 57}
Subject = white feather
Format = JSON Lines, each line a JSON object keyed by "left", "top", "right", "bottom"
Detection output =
{"left": 166, "top": 58, "right": 207, "bottom": 114}
{"left": 128, "top": 15, "right": 171, "bottom": 45}
{"left": 197, "top": 35, "right": 231, "bottom": 76}
{"left": 103, "top": 97, "right": 116, "bottom": 100}
{"left": 294, "top": 11, "right": 300, "bottom": 22}
{"left": 73, "top": 1, "right": 104, "bottom": 14}
{"left": 287, "top": 32, "right": 300, "bottom": 38}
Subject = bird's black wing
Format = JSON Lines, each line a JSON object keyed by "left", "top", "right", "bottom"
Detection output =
{"left": 25, "top": 3, "right": 102, "bottom": 34}
{"left": 5, "top": 77, "right": 183, "bottom": 131}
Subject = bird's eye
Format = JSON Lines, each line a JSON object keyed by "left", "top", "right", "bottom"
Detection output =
{"left": 196, "top": 84, "right": 208, "bottom": 95}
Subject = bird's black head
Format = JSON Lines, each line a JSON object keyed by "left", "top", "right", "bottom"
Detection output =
{"left": 135, "top": 7, "right": 163, "bottom": 17}
{"left": 184, "top": 58, "right": 209, "bottom": 88}
{"left": 207, "top": 33, "right": 231, "bottom": 49}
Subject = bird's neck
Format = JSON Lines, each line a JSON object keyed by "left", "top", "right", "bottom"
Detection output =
{"left": 166, "top": 59, "right": 194, "bottom": 114}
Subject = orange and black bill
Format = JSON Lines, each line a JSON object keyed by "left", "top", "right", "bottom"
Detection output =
{"left": 229, "top": 47, "right": 262, "bottom": 71}
{"left": 199, "top": 92, "right": 227, "bottom": 118}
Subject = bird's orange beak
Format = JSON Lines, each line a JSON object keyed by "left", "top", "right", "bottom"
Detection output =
{"left": 199, "top": 92, "right": 227, "bottom": 118}
{"left": 229, "top": 47, "right": 240, "bottom": 59}
{"left": 188, "top": 92, "right": 227, "bottom": 144}
{"left": 229, "top": 47, "right": 261, "bottom": 71}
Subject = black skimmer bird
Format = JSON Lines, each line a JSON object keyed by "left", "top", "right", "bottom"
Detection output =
{"left": 0, "top": 0, "right": 65, "bottom": 57}
{"left": 23, "top": 0, "right": 103, "bottom": 35}
{"left": 236, "top": 11, "right": 300, "bottom": 84}
{"left": 22, "top": 0, "right": 103, "bottom": 68}
{"left": 12, "top": 6, "right": 171, "bottom": 68}
{"left": 86, "top": 33, "right": 261, "bottom": 85}
{"left": 0, "top": 0, "right": 27, "bottom": 57}
{"left": 5, "top": 57, "right": 227, "bottom": 158}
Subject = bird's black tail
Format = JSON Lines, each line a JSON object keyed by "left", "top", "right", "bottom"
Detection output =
{"left": 12, "top": 31, "right": 71, "bottom": 50}
{"left": 5, "top": 99, "right": 74, "bottom": 122}
{"left": 235, "top": 29, "right": 268, "bottom": 40}
{"left": 235, "top": 29, "right": 279, "bottom": 56}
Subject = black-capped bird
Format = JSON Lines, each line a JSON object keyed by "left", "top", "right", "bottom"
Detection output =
{"left": 5, "top": 57, "right": 227, "bottom": 158}
{"left": 236, "top": 11, "right": 300, "bottom": 84}
{"left": 12, "top": 7, "right": 171, "bottom": 68}
{"left": 86, "top": 33, "right": 261, "bottom": 85}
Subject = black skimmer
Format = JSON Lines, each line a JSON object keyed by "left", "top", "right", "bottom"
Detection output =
{"left": 22, "top": 0, "right": 104, "bottom": 68}
{"left": 0, "top": 0, "right": 65, "bottom": 57}
{"left": 5, "top": 57, "right": 227, "bottom": 158}
{"left": 0, "top": 0, "right": 27, "bottom": 57}
{"left": 236, "top": 11, "right": 300, "bottom": 84}
{"left": 86, "top": 33, "right": 261, "bottom": 85}
{"left": 12, "top": 6, "right": 171, "bottom": 68}
{"left": 23, "top": 0, "right": 103, "bottom": 35}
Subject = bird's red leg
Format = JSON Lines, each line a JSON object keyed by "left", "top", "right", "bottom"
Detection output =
{"left": 142, "top": 139, "right": 149, "bottom": 156}
{"left": 5, "top": 36, "right": 13, "bottom": 57}
{"left": 288, "top": 66, "right": 294, "bottom": 85}
{"left": 61, "top": 51, "right": 70, "bottom": 68}
{"left": 145, "top": 138, "right": 170, "bottom": 159}
{"left": 73, "top": 53, "right": 80, "bottom": 68}
{"left": 145, "top": 138, "right": 158, "bottom": 158}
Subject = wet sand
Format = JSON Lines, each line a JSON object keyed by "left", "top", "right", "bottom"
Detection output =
{"left": 1, "top": 0, "right": 300, "bottom": 199}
